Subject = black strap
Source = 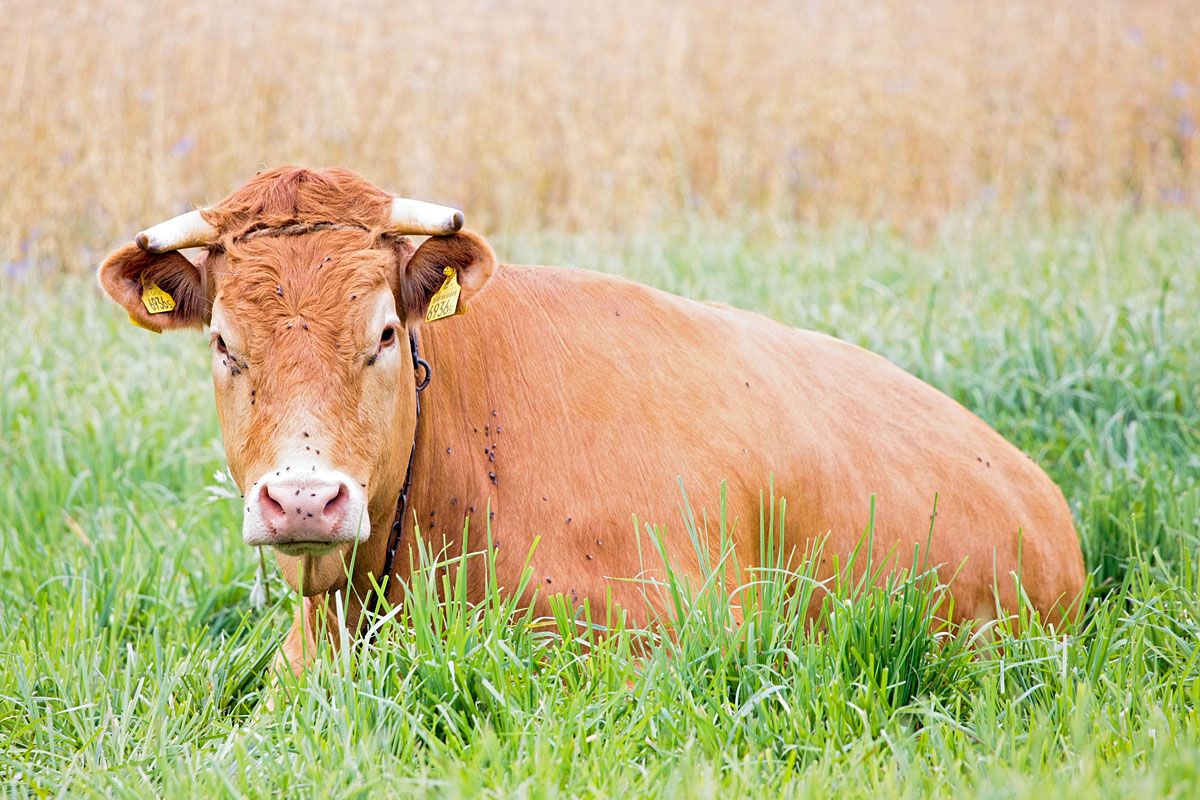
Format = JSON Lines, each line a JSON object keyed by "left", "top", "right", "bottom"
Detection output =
{"left": 360, "top": 330, "right": 428, "bottom": 633}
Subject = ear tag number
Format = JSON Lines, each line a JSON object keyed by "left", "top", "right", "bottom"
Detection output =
{"left": 140, "top": 275, "right": 177, "bottom": 314}
{"left": 425, "top": 267, "right": 464, "bottom": 322}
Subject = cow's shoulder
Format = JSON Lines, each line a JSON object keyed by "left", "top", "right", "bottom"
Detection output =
{"left": 481, "top": 262, "right": 787, "bottom": 331}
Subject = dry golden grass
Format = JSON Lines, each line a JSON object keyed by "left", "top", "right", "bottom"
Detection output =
{"left": 2, "top": 0, "right": 1197, "bottom": 268}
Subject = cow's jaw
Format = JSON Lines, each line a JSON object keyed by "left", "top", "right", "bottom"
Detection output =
{"left": 274, "top": 541, "right": 364, "bottom": 598}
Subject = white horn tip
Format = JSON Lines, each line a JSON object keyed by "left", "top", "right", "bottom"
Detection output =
{"left": 388, "top": 197, "right": 466, "bottom": 236}
{"left": 135, "top": 229, "right": 169, "bottom": 253}
{"left": 134, "top": 209, "right": 215, "bottom": 253}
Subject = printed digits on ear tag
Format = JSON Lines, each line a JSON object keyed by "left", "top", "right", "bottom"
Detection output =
{"left": 425, "top": 267, "right": 462, "bottom": 322}
{"left": 140, "top": 276, "right": 177, "bottom": 314}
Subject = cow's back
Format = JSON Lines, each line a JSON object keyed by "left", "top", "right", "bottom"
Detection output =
{"left": 409, "top": 264, "right": 1084, "bottom": 626}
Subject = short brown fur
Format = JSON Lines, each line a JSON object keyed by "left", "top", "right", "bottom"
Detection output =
{"left": 204, "top": 165, "right": 394, "bottom": 242}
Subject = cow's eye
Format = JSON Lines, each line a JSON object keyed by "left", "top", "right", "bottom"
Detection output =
{"left": 380, "top": 326, "right": 398, "bottom": 348}
{"left": 214, "top": 334, "right": 228, "bottom": 356}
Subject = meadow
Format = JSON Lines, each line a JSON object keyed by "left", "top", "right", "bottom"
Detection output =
{"left": 2, "top": 0, "right": 1199, "bottom": 797}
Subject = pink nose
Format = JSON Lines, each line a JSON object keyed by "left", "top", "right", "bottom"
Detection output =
{"left": 257, "top": 477, "right": 350, "bottom": 542}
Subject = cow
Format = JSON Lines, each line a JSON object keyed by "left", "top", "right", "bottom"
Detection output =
{"left": 98, "top": 167, "right": 1085, "bottom": 673}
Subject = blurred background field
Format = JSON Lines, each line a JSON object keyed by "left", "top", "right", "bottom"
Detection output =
{"left": 2, "top": 0, "right": 1199, "bottom": 271}
{"left": 2, "top": 0, "right": 1200, "bottom": 796}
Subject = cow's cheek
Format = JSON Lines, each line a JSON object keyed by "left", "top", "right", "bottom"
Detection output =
{"left": 212, "top": 372, "right": 252, "bottom": 490}
{"left": 359, "top": 366, "right": 413, "bottom": 506}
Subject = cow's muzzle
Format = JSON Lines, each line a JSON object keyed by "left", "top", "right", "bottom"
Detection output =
{"left": 242, "top": 466, "right": 370, "bottom": 553}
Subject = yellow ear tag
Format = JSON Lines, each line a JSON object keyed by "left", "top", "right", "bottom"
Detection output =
{"left": 140, "top": 275, "right": 177, "bottom": 315}
{"left": 425, "top": 266, "right": 464, "bottom": 322}
{"left": 128, "top": 312, "right": 163, "bottom": 334}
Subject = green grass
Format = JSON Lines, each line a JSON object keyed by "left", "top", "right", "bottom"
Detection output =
{"left": 2, "top": 212, "right": 1198, "bottom": 797}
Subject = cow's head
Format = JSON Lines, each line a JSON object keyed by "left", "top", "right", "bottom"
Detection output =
{"left": 98, "top": 167, "right": 495, "bottom": 596}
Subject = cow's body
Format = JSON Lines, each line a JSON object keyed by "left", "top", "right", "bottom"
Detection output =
{"left": 98, "top": 167, "right": 1084, "bottom": 675}
{"left": 395, "top": 262, "right": 1082, "bottom": 626}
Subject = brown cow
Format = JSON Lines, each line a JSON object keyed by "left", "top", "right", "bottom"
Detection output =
{"left": 99, "top": 167, "right": 1085, "bottom": 673}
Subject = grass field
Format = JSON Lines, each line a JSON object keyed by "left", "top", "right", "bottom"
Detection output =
{"left": 3, "top": 213, "right": 1198, "bottom": 796}
{"left": 3, "top": 0, "right": 1200, "bottom": 795}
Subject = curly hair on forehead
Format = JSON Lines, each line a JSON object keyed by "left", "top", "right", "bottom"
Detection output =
{"left": 217, "top": 230, "right": 393, "bottom": 318}
{"left": 201, "top": 166, "right": 395, "bottom": 241}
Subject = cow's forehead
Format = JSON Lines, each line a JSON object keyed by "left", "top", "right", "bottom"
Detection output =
{"left": 214, "top": 231, "right": 394, "bottom": 341}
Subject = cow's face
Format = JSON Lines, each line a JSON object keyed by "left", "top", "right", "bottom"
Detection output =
{"left": 99, "top": 191, "right": 494, "bottom": 596}
{"left": 207, "top": 231, "right": 416, "bottom": 595}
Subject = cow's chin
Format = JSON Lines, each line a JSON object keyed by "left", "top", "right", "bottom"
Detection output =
{"left": 274, "top": 546, "right": 354, "bottom": 596}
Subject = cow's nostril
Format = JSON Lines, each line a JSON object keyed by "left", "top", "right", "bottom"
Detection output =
{"left": 323, "top": 483, "right": 349, "bottom": 521}
{"left": 258, "top": 484, "right": 287, "bottom": 527}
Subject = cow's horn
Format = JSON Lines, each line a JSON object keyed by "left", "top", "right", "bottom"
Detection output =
{"left": 387, "top": 197, "right": 464, "bottom": 236}
{"left": 135, "top": 210, "right": 218, "bottom": 253}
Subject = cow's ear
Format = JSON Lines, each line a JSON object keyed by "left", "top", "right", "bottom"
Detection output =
{"left": 98, "top": 243, "right": 211, "bottom": 332}
{"left": 398, "top": 231, "right": 496, "bottom": 325}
